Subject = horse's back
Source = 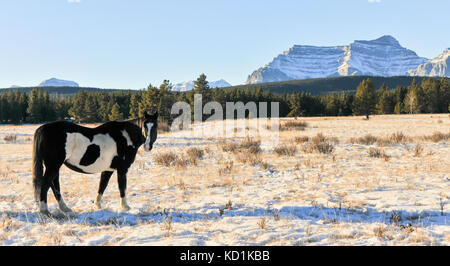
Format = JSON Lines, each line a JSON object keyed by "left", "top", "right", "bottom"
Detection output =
{"left": 37, "top": 120, "right": 80, "bottom": 134}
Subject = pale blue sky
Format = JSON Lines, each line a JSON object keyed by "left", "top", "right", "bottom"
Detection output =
{"left": 1, "top": 0, "right": 449, "bottom": 89}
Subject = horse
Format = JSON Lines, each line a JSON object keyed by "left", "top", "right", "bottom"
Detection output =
{"left": 32, "top": 111, "right": 158, "bottom": 216}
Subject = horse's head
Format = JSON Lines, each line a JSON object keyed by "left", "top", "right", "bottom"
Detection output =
{"left": 142, "top": 111, "right": 158, "bottom": 151}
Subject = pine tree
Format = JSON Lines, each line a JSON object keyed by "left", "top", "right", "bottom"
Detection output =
{"left": 324, "top": 93, "right": 340, "bottom": 116}
{"left": 27, "top": 88, "right": 43, "bottom": 122}
{"left": 68, "top": 90, "right": 88, "bottom": 122}
{"left": 158, "top": 80, "right": 175, "bottom": 122}
{"left": 404, "top": 87, "right": 420, "bottom": 114}
{"left": 55, "top": 95, "right": 70, "bottom": 120}
{"left": 339, "top": 91, "right": 353, "bottom": 116}
{"left": 139, "top": 84, "right": 159, "bottom": 116}
{"left": 129, "top": 92, "right": 142, "bottom": 118}
{"left": 352, "top": 78, "right": 377, "bottom": 119}
{"left": 194, "top": 73, "right": 209, "bottom": 94}
{"left": 84, "top": 93, "right": 99, "bottom": 122}
{"left": 441, "top": 78, "right": 450, "bottom": 113}
{"left": 108, "top": 103, "right": 124, "bottom": 121}
{"left": 7, "top": 91, "right": 20, "bottom": 123}
{"left": 19, "top": 92, "right": 28, "bottom": 122}
{"left": 376, "top": 84, "right": 394, "bottom": 114}
{"left": 0, "top": 93, "right": 9, "bottom": 123}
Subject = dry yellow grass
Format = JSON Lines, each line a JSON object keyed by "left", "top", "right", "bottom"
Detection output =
{"left": 0, "top": 114, "right": 448, "bottom": 245}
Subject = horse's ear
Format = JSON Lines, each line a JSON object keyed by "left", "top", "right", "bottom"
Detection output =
{"left": 149, "top": 111, "right": 158, "bottom": 120}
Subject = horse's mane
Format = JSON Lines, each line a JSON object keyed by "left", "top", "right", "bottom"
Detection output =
{"left": 122, "top": 117, "right": 144, "bottom": 129}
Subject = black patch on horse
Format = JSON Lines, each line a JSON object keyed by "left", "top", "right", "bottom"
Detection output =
{"left": 79, "top": 144, "right": 101, "bottom": 166}
{"left": 64, "top": 161, "right": 90, "bottom": 174}
{"left": 110, "top": 156, "right": 120, "bottom": 169}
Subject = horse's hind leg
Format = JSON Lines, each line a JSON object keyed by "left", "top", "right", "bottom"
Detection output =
{"left": 39, "top": 168, "right": 57, "bottom": 216}
{"left": 50, "top": 172, "right": 73, "bottom": 213}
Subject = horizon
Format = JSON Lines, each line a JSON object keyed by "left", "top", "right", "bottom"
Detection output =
{"left": 1, "top": 0, "right": 449, "bottom": 89}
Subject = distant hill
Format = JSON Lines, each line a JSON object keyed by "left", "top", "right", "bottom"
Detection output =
{"left": 0, "top": 86, "right": 130, "bottom": 96}
{"left": 39, "top": 78, "right": 79, "bottom": 87}
{"left": 2, "top": 76, "right": 447, "bottom": 97}
{"left": 225, "top": 76, "right": 448, "bottom": 95}
{"left": 172, "top": 79, "right": 232, "bottom": 91}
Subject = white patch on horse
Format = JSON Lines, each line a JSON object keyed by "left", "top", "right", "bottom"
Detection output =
{"left": 65, "top": 133, "right": 117, "bottom": 174}
{"left": 121, "top": 197, "right": 130, "bottom": 211}
{"left": 121, "top": 130, "right": 134, "bottom": 148}
{"left": 144, "top": 122, "right": 153, "bottom": 151}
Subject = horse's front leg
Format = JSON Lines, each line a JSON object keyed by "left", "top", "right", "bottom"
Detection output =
{"left": 117, "top": 168, "right": 131, "bottom": 211}
{"left": 95, "top": 171, "right": 114, "bottom": 209}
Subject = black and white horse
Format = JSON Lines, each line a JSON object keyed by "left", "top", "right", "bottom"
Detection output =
{"left": 32, "top": 112, "right": 158, "bottom": 216}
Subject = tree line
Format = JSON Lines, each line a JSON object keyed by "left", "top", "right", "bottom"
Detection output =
{"left": 0, "top": 74, "right": 449, "bottom": 124}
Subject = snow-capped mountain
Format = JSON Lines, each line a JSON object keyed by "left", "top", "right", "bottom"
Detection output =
{"left": 172, "top": 79, "right": 231, "bottom": 91}
{"left": 409, "top": 48, "right": 450, "bottom": 77}
{"left": 209, "top": 79, "right": 232, "bottom": 88}
{"left": 39, "top": 78, "right": 79, "bottom": 87}
{"left": 245, "top": 35, "right": 430, "bottom": 84}
{"left": 172, "top": 81, "right": 195, "bottom": 92}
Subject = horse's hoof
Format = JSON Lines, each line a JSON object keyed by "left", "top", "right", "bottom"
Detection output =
{"left": 60, "top": 207, "right": 73, "bottom": 213}
{"left": 121, "top": 205, "right": 131, "bottom": 211}
{"left": 94, "top": 201, "right": 102, "bottom": 209}
{"left": 39, "top": 210, "right": 53, "bottom": 218}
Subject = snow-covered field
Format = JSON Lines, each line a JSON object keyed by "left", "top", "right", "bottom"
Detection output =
{"left": 0, "top": 114, "right": 449, "bottom": 246}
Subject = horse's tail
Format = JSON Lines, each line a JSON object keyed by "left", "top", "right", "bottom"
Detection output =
{"left": 32, "top": 126, "right": 44, "bottom": 203}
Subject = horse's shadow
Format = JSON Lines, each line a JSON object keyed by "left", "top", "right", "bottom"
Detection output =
{"left": 1, "top": 204, "right": 448, "bottom": 228}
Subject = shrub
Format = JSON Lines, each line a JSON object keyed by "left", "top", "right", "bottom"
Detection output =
{"left": 368, "top": 147, "right": 390, "bottom": 161}
{"left": 377, "top": 132, "right": 411, "bottom": 146}
{"left": 314, "top": 142, "right": 334, "bottom": 154}
{"left": 349, "top": 134, "right": 378, "bottom": 145}
{"left": 218, "top": 161, "right": 234, "bottom": 175}
{"left": 311, "top": 133, "right": 327, "bottom": 145}
{"left": 220, "top": 142, "right": 239, "bottom": 153}
{"left": 225, "top": 200, "right": 233, "bottom": 210}
{"left": 368, "top": 147, "right": 383, "bottom": 158}
{"left": 300, "top": 144, "right": 314, "bottom": 153}
{"left": 280, "top": 120, "right": 308, "bottom": 131}
{"left": 186, "top": 147, "right": 204, "bottom": 160}
{"left": 423, "top": 131, "right": 450, "bottom": 143}
{"left": 240, "top": 138, "right": 262, "bottom": 154}
{"left": 221, "top": 138, "right": 261, "bottom": 154}
{"left": 257, "top": 217, "right": 268, "bottom": 230}
{"left": 173, "top": 157, "right": 189, "bottom": 168}
{"left": 221, "top": 138, "right": 263, "bottom": 166}
{"left": 273, "top": 145, "right": 297, "bottom": 156}
{"left": 301, "top": 133, "right": 335, "bottom": 154}
{"left": 157, "top": 121, "right": 171, "bottom": 133}
{"left": 260, "top": 161, "right": 272, "bottom": 170}
{"left": 3, "top": 134, "right": 17, "bottom": 142}
{"left": 293, "top": 136, "right": 309, "bottom": 144}
{"left": 153, "top": 152, "right": 178, "bottom": 167}
{"left": 327, "top": 136, "right": 340, "bottom": 145}
{"left": 389, "top": 131, "right": 408, "bottom": 144}
{"left": 235, "top": 152, "right": 262, "bottom": 166}
{"left": 413, "top": 144, "right": 423, "bottom": 157}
